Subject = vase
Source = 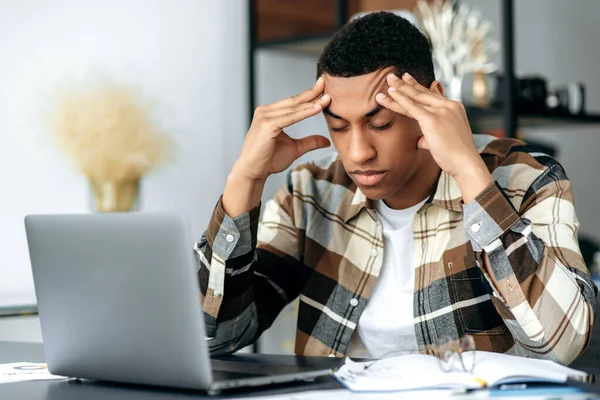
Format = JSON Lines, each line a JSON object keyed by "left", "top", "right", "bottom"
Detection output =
{"left": 472, "top": 71, "right": 490, "bottom": 107}
{"left": 90, "top": 179, "right": 140, "bottom": 212}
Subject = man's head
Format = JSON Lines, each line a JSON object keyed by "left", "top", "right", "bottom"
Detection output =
{"left": 317, "top": 12, "right": 442, "bottom": 208}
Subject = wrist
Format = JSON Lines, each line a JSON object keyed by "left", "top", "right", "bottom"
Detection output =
{"left": 453, "top": 157, "right": 488, "bottom": 181}
{"left": 454, "top": 159, "right": 494, "bottom": 204}
{"left": 230, "top": 161, "right": 267, "bottom": 185}
{"left": 223, "top": 168, "right": 265, "bottom": 218}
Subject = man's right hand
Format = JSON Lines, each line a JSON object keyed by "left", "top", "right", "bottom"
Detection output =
{"left": 223, "top": 78, "right": 331, "bottom": 217}
{"left": 235, "top": 77, "right": 331, "bottom": 181}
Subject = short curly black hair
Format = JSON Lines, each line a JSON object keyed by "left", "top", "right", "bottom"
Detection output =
{"left": 317, "top": 11, "right": 435, "bottom": 87}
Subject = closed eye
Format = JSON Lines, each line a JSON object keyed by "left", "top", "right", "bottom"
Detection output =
{"left": 370, "top": 121, "right": 393, "bottom": 130}
{"left": 330, "top": 126, "right": 349, "bottom": 132}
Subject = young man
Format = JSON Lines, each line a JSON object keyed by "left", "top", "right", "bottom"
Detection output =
{"left": 195, "top": 12, "right": 596, "bottom": 364}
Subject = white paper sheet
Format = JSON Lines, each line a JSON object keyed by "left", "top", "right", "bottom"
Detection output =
{"left": 0, "top": 362, "right": 66, "bottom": 384}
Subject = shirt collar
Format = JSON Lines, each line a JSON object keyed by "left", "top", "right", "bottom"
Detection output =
{"left": 339, "top": 182, "right": 374, "bottom": 223}
{"left": 340, "top": 170, "right": 463, "bottom": 223}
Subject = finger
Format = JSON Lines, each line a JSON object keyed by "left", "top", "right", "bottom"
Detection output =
{"left": 400, "top": 72, "right": 441, "bottom": 95}
{"left": 266, "top": 94, "right": 330, "bottom": 118}
{"left": 271, "top": 101, "right": 326, "bottom": 129}
{"left": 294, "top": 135, "right": 331, "bottom": 158}
{"left": 263, "top": 77, "right": 325, "bottom": 111}
{"left": 386, "top": 86, "right": 434, "bottom": 120}
{"left": 376, "top": 91, "right": 435, "bottom": 119}
{"left": 417, "top": 135, "right": 429, "bottom": 150}
{"left": 387, "top": 73, "right": 446, "bottom": 107}
{"left": 375, "top": 92, "right": 410, "bottom": 116}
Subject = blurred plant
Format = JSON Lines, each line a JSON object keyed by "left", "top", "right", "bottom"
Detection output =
{"left": 416, "top": 0, "right": 500, "bottom": 101}
{"left": 49, "top": 75, "right": 172, "bottom": 211}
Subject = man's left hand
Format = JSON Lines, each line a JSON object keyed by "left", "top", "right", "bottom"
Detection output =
{"left": 376, "top": 72, "right": 493, "bottom": 203}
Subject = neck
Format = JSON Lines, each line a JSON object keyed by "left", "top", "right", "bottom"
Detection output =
{"left": 382, "top": 157, "right": 441, "bottom": 210}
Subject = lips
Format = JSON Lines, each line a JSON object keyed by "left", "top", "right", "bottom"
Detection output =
{"left": 351, "top": 171, "right": 387, "bottom": 186}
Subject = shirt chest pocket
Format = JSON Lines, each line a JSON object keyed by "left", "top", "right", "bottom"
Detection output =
{"left": 445, "top": 250, "right": 506, "bottom": 335}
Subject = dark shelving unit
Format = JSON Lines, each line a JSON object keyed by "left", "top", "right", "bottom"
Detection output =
{"left": 466, "top": 106, "right": 600, "bottom": 127}
{"left": 249, "top": 0, "right": 600, "bottom": 140}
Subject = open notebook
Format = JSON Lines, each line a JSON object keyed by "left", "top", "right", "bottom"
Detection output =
{"left": 333, "top": 351, "right": 587, "bottom": 392}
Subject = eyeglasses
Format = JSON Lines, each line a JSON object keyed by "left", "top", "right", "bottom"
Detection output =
{"left": 358, "top": 334, "right": 476, "bottom": 374}
{"left": 435, "top": 334, "right": 476, "bottom": 373}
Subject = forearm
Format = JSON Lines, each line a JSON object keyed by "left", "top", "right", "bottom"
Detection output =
{"left": 222, "top": 163, "right": 266, "bottom": 218}
{"left": 196, "top": 182, "right": 303, "bottom": 354}
{"left": 197, "top": 241, "right": 271, "bottom": 354}
{"left": 463, "top": 176, "right": 596, "bottom": 364}
{"left": 195, "top": 198, "right": 261, "bottom": 343}
{"left": 205, "top": 292, "right": 261, "bottom": 355}
{"left": 454, "top": 157, "right": 494, "bottom": 204}
{"left": 481, "top": 223, "right": 594, "bottom": 364}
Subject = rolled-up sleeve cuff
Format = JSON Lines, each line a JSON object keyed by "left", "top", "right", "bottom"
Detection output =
{"left": 462, "top": 181, "right": 520, "bottom": 251}
{"left": 206, "top": 197, "right": 261, "bottom": 259}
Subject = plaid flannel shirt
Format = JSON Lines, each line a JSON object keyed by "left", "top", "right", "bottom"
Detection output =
{"left": 195, "top": 134, "right": 597, "bottom": 364}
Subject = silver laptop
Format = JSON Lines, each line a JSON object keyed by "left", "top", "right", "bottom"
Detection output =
{"left": 24, "top": 213, "right": 333, "bottom": 393}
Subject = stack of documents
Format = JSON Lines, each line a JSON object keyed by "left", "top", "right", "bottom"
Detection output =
{"left": 333, "top": 351, "right": 587, "bottom": 392}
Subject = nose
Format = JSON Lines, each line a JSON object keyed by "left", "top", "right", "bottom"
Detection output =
{"left": 347, "top": 127, "right": 376, "bottom": 165}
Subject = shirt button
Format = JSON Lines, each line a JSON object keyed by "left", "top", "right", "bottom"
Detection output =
{"left": 213, "top": 290, "right": 222, "bottom": 298}
{"left": 350, "top": 298, "right": 359, "bottom": 307}
{"left": 371, "top": 248, "right": 378, "bottom": 257}
{"left": 225, "top": 234, "right": 234, "bottom": 243}
{"left": 470, "top": 223, "right": 481, "bottom": 233}
{"left": 328, "top": 354, "right": 336, "bottom": 358}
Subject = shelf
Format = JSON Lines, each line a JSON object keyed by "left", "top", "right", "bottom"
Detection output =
{"left": 466, "top": 106, "right": 600, "bottom": 128}
{"left": 0, "top": 305, "right": 38, "bottom": 318}
{"left": 254, "top": 34, "right": 334, "bottom": 56}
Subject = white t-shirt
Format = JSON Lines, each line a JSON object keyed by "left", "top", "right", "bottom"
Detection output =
{"left": 347, "top": 198, "right": 427, "bottom": 359}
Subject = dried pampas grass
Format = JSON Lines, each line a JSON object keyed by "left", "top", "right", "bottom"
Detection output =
{"left": 50, "top": 76, "right": 172, "bottom": 183}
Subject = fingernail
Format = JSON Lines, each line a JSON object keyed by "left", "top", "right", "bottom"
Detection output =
{"left": 388, "top": 74, "right": 399, "bottom": 81}
{"left": 321, "top": 94, "right": 330, "bottom": 101}
{"left": 388, "top": 87, "right": 397, "bottom": 92}
{"left": 403, "top": 72, "right": 413, "bottom": 81}
{"left": 316, "top": 77, "right": 323, "bottom": 85}
{"left": 313, "top": 104, "right": 322, "bottom": 109}
{"left": 376, "top": 93, "right": 387, "bottom": 100}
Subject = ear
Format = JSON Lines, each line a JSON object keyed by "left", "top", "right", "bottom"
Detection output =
{"left": 429, "top": 80, "right": 444, "bottom": 97}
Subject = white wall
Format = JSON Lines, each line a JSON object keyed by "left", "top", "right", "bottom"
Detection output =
{"left": 0, "top": 0, "right": 247, "bottom": 305}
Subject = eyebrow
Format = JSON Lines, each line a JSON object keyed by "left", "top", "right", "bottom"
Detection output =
{"left": 323, "top": 105, "right": 383, "bottom": 120}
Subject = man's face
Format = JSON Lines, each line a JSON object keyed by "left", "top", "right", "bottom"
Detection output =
{"left": 322, "top": 67, "right": 435, "bottom": 203}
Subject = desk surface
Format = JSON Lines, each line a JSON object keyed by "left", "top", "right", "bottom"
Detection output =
{"left": 3, "top": 342, "right": 600, "bottom": 400}
{"left": 0, "top": 342, "right": 343, "bottom": 399}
